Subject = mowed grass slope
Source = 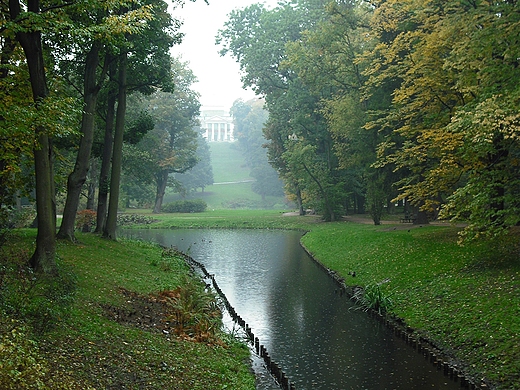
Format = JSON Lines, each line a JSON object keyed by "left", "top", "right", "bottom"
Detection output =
{"left": 210, "top": 142, "right": 251, "bottom": 183}
{"left": 165, "top": 142, "right": 287, "bottom": 210}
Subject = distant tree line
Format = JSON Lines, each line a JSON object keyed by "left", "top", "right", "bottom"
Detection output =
{"left": 231, "top": 99, "right": 284, "bottom": 201}
{"left": 218, "top": 0, "right": 520, "bottom": 240}
{"left": 1, "top": 0, "right": 202, "bottom": 274}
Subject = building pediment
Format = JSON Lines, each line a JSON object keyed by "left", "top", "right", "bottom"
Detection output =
{"left": 204, "top": 115, "right": 232, "bottom": 122}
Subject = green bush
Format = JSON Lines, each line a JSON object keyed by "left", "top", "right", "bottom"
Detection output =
{"left": 162, "top": 199, "right": 207, "bottom": 213}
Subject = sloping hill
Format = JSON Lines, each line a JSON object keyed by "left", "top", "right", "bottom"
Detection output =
{"left": 209, "top": 142, "right": 251, "bottom": 183}
{"left": 164, "top": 142, "right": 287, "bottom": 209}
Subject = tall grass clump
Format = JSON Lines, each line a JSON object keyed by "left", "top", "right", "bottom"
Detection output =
{"left": 163, "top": 276, "right": 222, "bottom": 342}
{"left": 352, "top": 281, "right": 393, "bottom": 315}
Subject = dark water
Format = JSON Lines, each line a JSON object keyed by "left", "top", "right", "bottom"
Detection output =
{"left": 121, "top": 229, "right": 459, "bottom": 390}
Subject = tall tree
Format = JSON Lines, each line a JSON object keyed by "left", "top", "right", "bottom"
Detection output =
{"left": 364, "top": 0, "right": 520, "bottom": 238}
{"left": 175, "top": 131, "right": 214, "bottom": 195}
{"left": 142, "top": 60, "right": 200, "bottom": 213}
{"left": 218, "top": 1, "right": 346, "bottom": 219}
{"left": 57, "top": 40, "right": 107, "bottom": 241}
{"left": 56, "top": 1, "right": 156, "bottom": 240}
{"left": 8, "top": 0, "right": 60, "bottom": 272}
{"left": 103, "top": 51, "right": 128, "bottom": 239}
{"left": 284, "top": 1, "right": 384, "bottom": 219}
{"left": 0, "top": 20, "right": 34, "bottom": 238}
{"left": 102, "top": 0, "right": 182, "bottom": 239}
{"left": 94, "top": 56, "right": 117, "bottom": 233}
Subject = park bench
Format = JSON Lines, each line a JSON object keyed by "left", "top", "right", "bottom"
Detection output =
{"left": 400, "top": 214, "right": 416, "bottom": 223}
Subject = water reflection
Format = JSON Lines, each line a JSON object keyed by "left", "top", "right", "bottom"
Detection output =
{"left": 121, "top": 229, "right": 459, "bottom": 390}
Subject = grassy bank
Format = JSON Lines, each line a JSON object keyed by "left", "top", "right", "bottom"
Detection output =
{"left": 127, "top": 209, "right": 519, "bottom": 390}
{"left": 301, "top": 222, "right": 519, "bottom": 389}
{"left": 0, "top": 231, "right": 255, "bottom": 390}
{"left": 143, "top": 209, "right": 318, "bottom": 230}
{"left": 3, "top": 210, "right": 519, "bottom": 389}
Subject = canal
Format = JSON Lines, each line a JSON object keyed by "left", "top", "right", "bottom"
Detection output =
{"left": 121, "top": 228, "right": 461, "bottom": 390}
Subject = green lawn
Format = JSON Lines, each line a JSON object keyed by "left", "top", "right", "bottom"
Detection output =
{"left": 209, "top": 142, "right": 251, "bottom": 183}
{"left": 164, "top": 142, "right": 287, "bottom": 210}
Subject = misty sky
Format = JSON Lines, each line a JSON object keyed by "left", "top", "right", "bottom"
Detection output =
{"left": 170, "top": 0, "right": 278, "bottom": 112}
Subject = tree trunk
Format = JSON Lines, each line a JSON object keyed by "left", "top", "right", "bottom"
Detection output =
{"left": 95, "top": 57, "right": 117, "bottom": 233}
{"left": 58, "top": 42, "right": 103, "bottom": 241}
{"left": 153, "top": 170, "right": 169, "bottom": 213}
{"left": 103, "top": 52, "right": 127, "bottom": 240}
{"left": 302, "top": 162, "right": 335, "bottom": 221}
{"left": 30, "top": 132, "right": 57, "bottom": 273}
{"left": 413, "top": 204, "right": 429, "bottom": 225}
{"left": 85, "top": 159, "right": 97, "bottom": 210}
{"left": 11, "top": 0, "right": 57, "bottom": 273}
{"left": 488, "top": 132, "right": 508, "bottom": 227}
{"left": 296, "top": 186, "right": 305, "bottom": 216}
{"left": 355, "top": 193, "right": 365, "bottom": 214}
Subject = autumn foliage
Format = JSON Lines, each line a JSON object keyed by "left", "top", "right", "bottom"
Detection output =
{"left": 219, "top": 0, "right": 520, "bottom": 241}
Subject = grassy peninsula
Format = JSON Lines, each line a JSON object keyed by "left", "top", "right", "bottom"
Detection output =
{"left": 1, "top": 210, "right": 519, "bottom": 389}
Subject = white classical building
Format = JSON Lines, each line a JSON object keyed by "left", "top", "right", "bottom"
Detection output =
{"left": 199, "top": 107, "right": 235, "bottom": 142}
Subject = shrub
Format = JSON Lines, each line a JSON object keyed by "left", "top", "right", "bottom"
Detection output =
{"left": 163, "top": 277, "right": 222, "bottom": 342}
{"left": 75, "top": 209, "right": 96, "bottom": 232}
{"left": 162, "top": 199, "right": 207, "bottom": 213}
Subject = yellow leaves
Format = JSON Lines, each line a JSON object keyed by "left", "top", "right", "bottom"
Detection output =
{"left": 102, "top": 4, "right": 153, "bottom": 37}
{"left": 449, "top": 94, "right": 520, "bottom": 148}
{"left": 158, "top": 155, "right": 178, "bottom": 169}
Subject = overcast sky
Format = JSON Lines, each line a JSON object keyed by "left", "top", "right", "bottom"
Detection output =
{"left": 170, "top": 0, "right": 278, "bottom": 112}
